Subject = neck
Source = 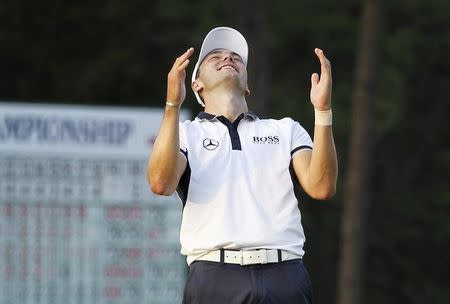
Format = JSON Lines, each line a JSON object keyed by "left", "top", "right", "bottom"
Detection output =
{"left": 203, "top": 89, "right": 248, "bottom": 122}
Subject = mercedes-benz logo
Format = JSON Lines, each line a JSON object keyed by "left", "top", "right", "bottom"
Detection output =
{"left": 203, "top": 138, "right": 219, "bottom": 151}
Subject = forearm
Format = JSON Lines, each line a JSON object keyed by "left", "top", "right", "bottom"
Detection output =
{"left": 294, "top": 48, "right": 337, "bottom": 199}
{"left": 147, "top": 105, "right": 182, "bottom": 194}
{"left": 308, "top": 124, "right": 338, "bottom": 199}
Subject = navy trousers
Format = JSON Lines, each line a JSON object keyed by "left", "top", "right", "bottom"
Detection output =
{"left": 182, "top": 259, "right": 313, "bottom": 304}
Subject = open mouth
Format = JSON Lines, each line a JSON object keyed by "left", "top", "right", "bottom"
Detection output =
{"left": 219, "top": 65, "right": 238, "bottom": 72}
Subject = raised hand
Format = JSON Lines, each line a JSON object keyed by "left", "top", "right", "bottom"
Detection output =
{"left": 166, "top": 48, "right": 195, "bottom": 107}
{"left": 310, "top": 48, "right": 332, "bottom": 111}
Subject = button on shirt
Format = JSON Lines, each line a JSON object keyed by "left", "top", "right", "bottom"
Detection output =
{"left": 177, "top": 112, "right": 313, "bottom": 265}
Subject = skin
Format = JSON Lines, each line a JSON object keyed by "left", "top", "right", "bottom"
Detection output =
{"left": 192, "top": 49, "right": 250, "bottom": 121}
{"left": 148, "top": 47, "right": 337, "bottom": 200}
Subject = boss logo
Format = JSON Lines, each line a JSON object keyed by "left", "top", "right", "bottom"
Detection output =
{"left": 253, "top": 136, "right": 280, "bottom": 144}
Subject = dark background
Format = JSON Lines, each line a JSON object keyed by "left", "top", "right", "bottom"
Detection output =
{"left": 1, "top": 0, "right": 449, "bottom": 303}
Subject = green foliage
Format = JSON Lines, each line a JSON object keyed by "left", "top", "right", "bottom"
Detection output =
{"left": 367, "top": 0, "right": 450, "bottom": 303}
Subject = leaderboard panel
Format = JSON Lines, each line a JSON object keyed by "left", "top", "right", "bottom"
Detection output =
{"left": 0, "top": 103, "right": 189, "bottom": 304}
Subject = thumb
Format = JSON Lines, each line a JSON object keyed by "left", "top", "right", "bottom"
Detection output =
{"left": 311, "top": 73, "right": 319, "bottom": 87}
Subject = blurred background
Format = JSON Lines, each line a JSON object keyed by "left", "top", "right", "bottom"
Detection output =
{"left": 1, "top": 0, "right": 449, "bottom": 303}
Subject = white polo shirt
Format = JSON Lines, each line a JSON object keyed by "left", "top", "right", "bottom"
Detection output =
{"left": 177, "top": 112, "right": 313, "bottom": 265}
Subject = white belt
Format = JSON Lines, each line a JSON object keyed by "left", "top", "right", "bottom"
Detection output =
{"left": 196, "top": 249, "right": 301, "bottom": 266}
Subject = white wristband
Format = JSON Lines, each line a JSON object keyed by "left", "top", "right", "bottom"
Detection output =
{"left": 314, "top": 109, "right": 332, "bottom": 126}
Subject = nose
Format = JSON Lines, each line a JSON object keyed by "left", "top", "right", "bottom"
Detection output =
{"left": 223, "top": 53, "right": 234, "bottom": 62}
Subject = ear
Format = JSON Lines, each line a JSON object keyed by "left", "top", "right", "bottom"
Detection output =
{"left": 192, "top": 80, "right": 204, "bottom": 93}
{"left": 245, "top": 85, "right": 251, "bottom": 96}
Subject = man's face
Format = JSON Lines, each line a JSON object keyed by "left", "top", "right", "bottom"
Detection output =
{"left": 194, "top": 49, "right": 249, "bottom": 96}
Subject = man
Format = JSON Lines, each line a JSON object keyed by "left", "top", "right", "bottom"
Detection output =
{"left": 147, "top": 27, "right": 337, "bottom": 304}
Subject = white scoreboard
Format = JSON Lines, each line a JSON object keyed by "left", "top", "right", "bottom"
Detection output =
{"left": 0, "top": 102, "right": 190, "bottom": 304}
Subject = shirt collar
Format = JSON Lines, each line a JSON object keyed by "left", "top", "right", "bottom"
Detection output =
{"left": 196, "top": 111, "right": 259, "bottom": 122}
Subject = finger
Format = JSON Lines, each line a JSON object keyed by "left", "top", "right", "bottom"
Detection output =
{"left": 315, "top": 48, "right": 331, "bottom": 78}
{"left": 314, "top": 48, "right": 329, "bottom": 64}
{"left": 177, "top": 59, "right": 190, "bottom": 71}
{"left": 175, "top": 47, "right": 195, "bottom": 64}
{"left": 311, "top": 73, "right": 319, "bottom": 87}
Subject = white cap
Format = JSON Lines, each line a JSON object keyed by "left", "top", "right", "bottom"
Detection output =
{"left": 191, "top": 27, "right": 248, "bottom": 106}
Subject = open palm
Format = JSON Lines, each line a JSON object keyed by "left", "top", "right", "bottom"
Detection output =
{"left": 310, "top": 48, "right": 332, "bottom": 111}
{"left": 166, "top": 48, "right": 194, "bottom": 105}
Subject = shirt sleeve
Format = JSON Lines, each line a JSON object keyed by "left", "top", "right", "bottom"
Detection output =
{"left": 290, "top": 121, "right": 313, "bottom": 157}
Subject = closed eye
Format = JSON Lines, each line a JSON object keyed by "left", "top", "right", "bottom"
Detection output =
{"left": 233, "top": 55, "right": 243, "bottom": 62}
{"left": 208, "top": 56, "right": 220, "bottom": 61}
